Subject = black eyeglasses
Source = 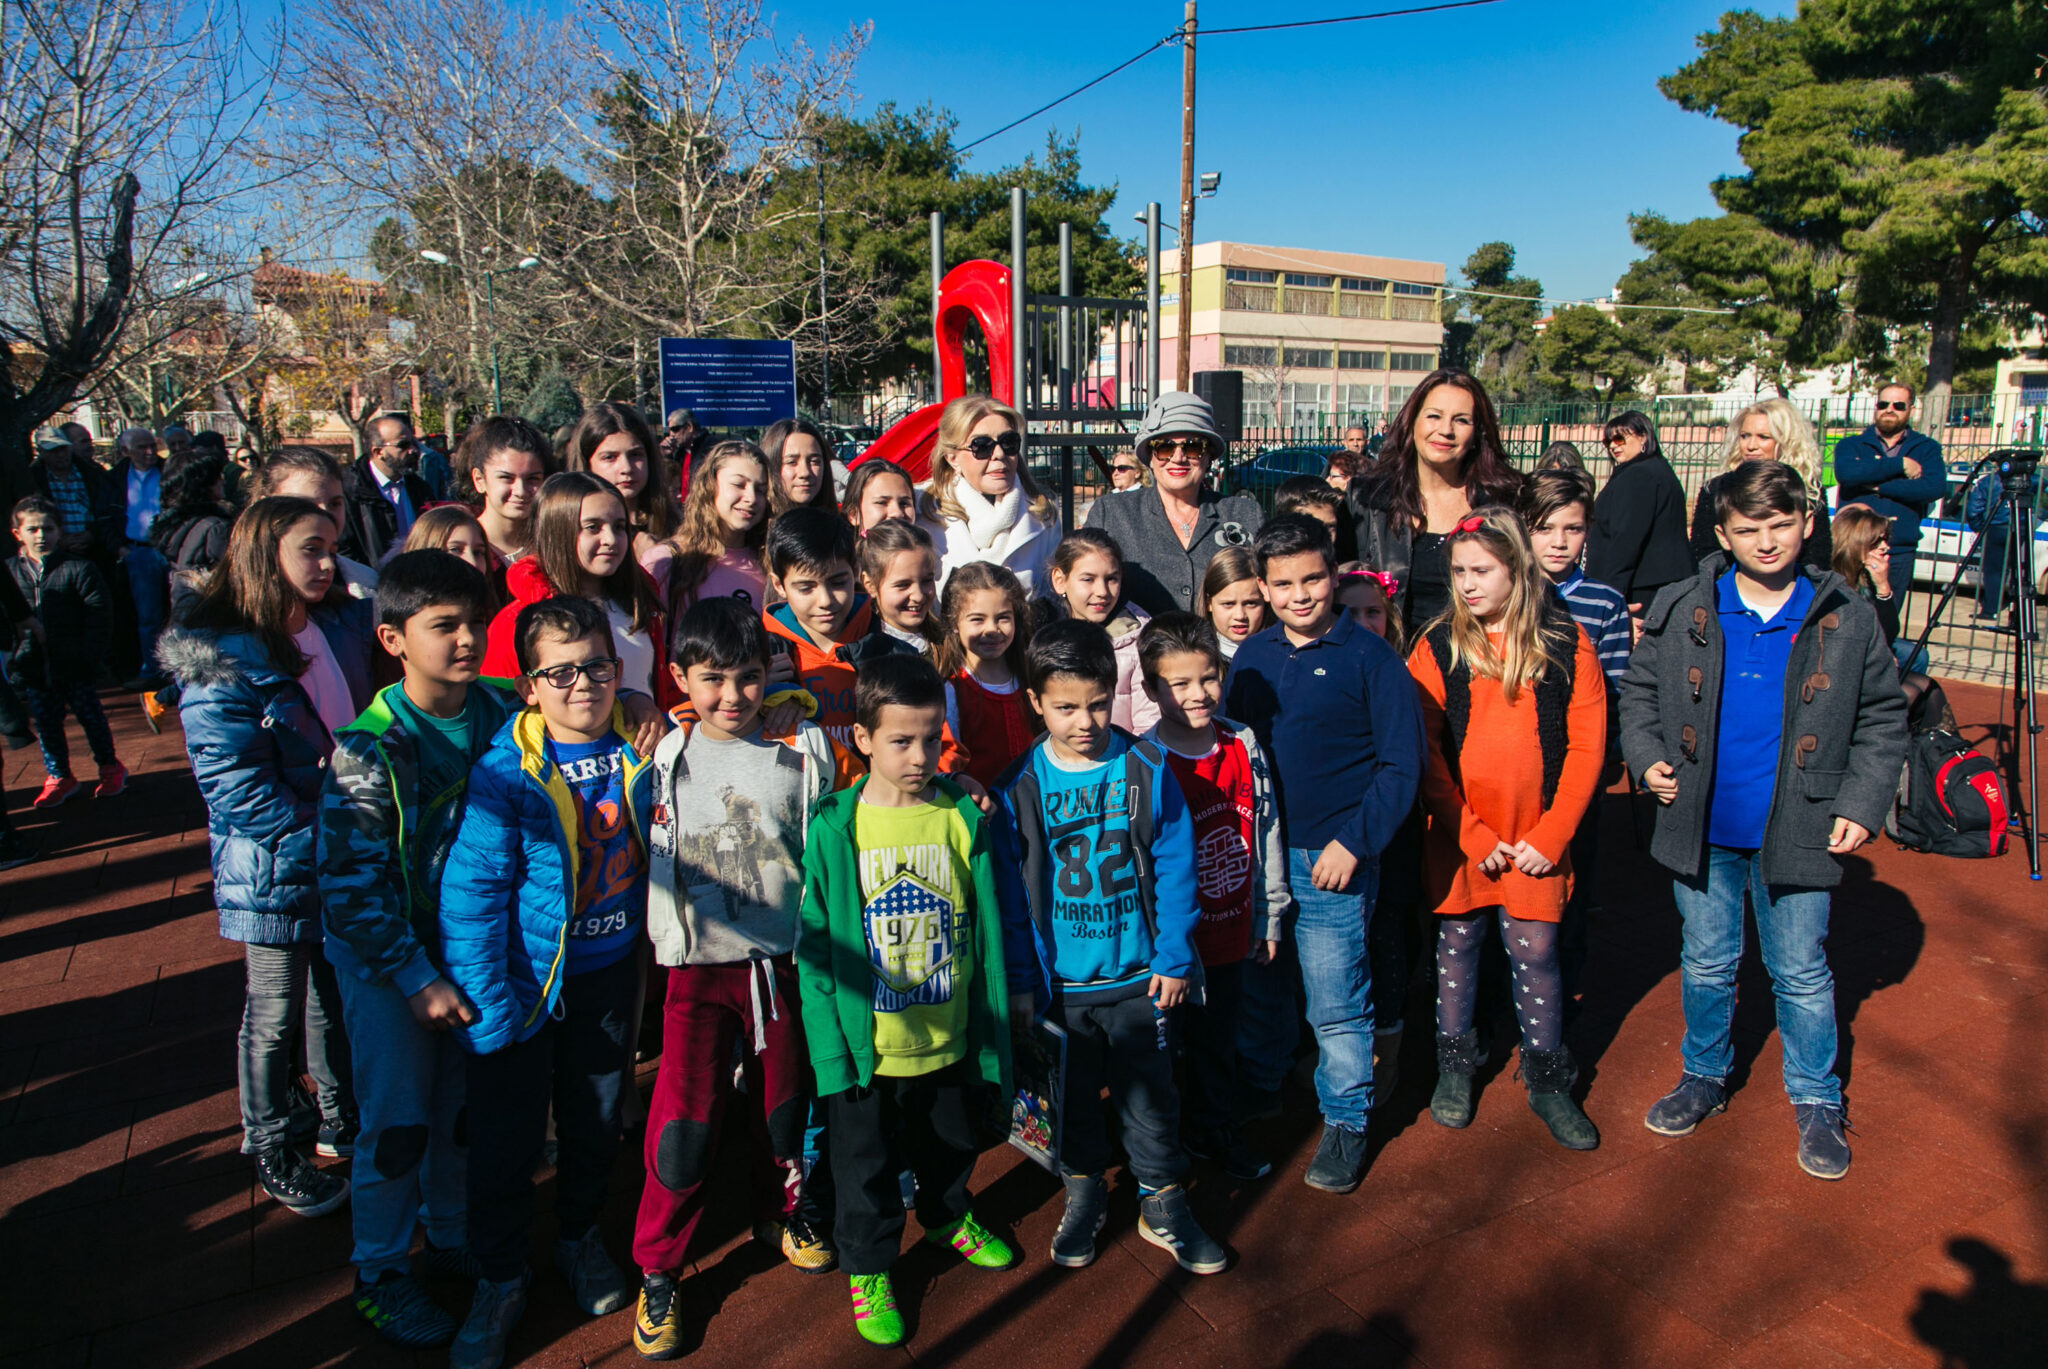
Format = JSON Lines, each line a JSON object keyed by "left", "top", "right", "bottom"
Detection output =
{"left": 1875, "top": 400, "right": 1910, "bottom": 412}
{"left": 960, "top": 431, "right": 1023, "bottom": 462}
{"left": 526, "top": 657, "right": 620, "bottom": 689}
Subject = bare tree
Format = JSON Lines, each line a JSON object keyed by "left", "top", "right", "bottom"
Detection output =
{"left": 0, "top": 0, "right": 279, "bottom": 493}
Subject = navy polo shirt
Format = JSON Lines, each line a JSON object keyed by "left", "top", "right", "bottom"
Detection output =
{"left": 1706, "top": 570, "right": 1814, "bottom": 850}
{"left": 1223, "top": 611, "right": 1424, "bottom": 860}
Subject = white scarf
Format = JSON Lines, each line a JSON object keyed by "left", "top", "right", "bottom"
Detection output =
{"left": 953, "top": 479, "right": 1027, "bottom": 551}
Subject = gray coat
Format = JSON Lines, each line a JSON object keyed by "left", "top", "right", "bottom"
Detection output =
{"left": 1083, "top": 485, "right": 1263, "bottom": 617}
{"left": 1618, "top": 556, "right": 1907, "bottom": 888}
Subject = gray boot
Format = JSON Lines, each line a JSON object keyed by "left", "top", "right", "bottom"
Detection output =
{"left": 1522, "top": 1046, "right": 1599, "bottom": 1150}
{"left": 1429, "top": 1030, "right": 1483, "bottom": 1129}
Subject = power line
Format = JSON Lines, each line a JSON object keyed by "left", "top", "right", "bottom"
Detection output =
{"left": 957, "top": 38, "right": 1177, "bottom": 153}
{"left": 1204, "top": 0, "right": 1503, "bottom": 36}
{"left": 958, "top": 1, "right": 1505, "bottom": 154}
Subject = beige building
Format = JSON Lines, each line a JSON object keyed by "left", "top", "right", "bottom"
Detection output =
{"left": 1159, "top": 241, "right": 1447, "bottom": 429}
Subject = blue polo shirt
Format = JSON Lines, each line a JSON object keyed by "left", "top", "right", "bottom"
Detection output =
{"left": 1223, "top": 612, "right": 1424, "bottom": 861}
{"left": 1706, "top": 570, "right": 1814, "bottom": 850}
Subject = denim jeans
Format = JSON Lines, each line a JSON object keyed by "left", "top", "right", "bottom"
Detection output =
{"left": 1235, "top": 924, "right": 1300, "bottom": 1094}
{"left": 465, "top": 951, "right": 636, "bottom": 1282}
{"left": 238, "top": 942, "right": 353, "bottom": 1154}
{"left": 1671, "top": 846, "right": 1840, "bottom": 1107}
{"left": 124, "top": 544, "right": 168, "bottom": 678}
{"left": 1288, "top": 846, "right": 1379, "bottom": 1132}
{"left": 21, "top": 683, "right": 116, "bottom": 779}
{"left": 336, "top": 971, "right": 468, "bottom": 1280}
{"left": 1179, "top": 958, "right": 1243, "bottom": 1139}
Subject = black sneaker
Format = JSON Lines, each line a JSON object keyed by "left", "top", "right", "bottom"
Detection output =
{"left": 1138, "top": 1185, "right": 1227, "bottom": 1275}
{"left": 1794, "top": 1104, "right": 1852, "bottom": 1180}
{"left": 1050, "top": 1173, "right": 1108, "bottom": 1269}
{"left": 0, "top": 828, "right": 38, "bottom": 872}
{"left": 1644, "top": 1074, "right": 1728, "bottom": 1137}
{"left": 423, "top": 1242, "right": 485, "bottom": 1283}
{"left": 256, "top": 1148, "right": 350, "bottom": 1217}
{"left": 1186, "top": 1129, "right": 1273, "bottom": 1181}
{"left": 316, "top": 1115, "right": 359, "bottom": 1159}
{"left": 1303, "top": 1124, "right": 1370, "bottom": 1194}
{"left": 354, "top": 1270, "right": 457, "bottom": 1348}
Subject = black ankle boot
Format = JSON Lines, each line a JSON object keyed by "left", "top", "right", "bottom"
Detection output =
{"left": 1522, "top": 1047, "right": 1599, "bottom": 1150}
{"left": 1429, "top": 1030, "right": 1483, "bottom": 1129}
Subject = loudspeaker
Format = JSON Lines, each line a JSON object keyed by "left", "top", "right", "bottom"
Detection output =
{"left": 1193, "top": 369, "right": 1244, "bottom": 444}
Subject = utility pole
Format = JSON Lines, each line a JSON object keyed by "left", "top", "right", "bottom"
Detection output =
{"left": 1176, "top": 1, "right": 1197, "bottom": 393}
{"left": 817, "top": 147, "right": 830, "bottom": 416}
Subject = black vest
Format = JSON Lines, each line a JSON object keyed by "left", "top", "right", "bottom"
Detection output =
{"left": 1424, "top": 600, "right": 1580, "bottom": 808}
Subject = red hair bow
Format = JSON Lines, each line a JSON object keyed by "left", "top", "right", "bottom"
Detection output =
{"left": 1452, "top": 513, "right": 1487, "bottom": 535}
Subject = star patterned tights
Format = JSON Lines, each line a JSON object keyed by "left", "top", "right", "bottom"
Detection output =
{"left": 1434, "top": 909, "right": 1563, "bottom": 1053}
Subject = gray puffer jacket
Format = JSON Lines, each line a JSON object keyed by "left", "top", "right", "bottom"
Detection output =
{"left": 1618, "top": 556, "right": 1907, "bottom": 888}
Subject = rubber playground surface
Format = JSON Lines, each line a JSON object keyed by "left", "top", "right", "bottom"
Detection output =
{"left": 2, "top": 681, "right": 2043, "bottom": 1368}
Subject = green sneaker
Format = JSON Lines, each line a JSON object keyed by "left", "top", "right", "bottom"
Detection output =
{"left": 848, "top": 1272, "right": 904, "bottom": 1346}
{"left": 924, "top": 1210, "right": 1017, "bottom": 1270}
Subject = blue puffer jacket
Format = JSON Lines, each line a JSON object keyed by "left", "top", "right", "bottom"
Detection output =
{"left": 158, "top": 598, "right": 377, "bottom": 944}
{"left": 437, "top": 705, "right": 654, "bottom": 1055}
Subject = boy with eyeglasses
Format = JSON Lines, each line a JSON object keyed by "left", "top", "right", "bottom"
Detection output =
{"left": 438, "top": 594, "right": 655, "bottom": 1369}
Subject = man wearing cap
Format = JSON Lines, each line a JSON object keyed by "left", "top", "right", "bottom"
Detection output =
{"left": 29, "top": 425, "right": 116, "bottom": 559}
{"left": 1084, "top": 392, "right": 1265, "bottom": 616}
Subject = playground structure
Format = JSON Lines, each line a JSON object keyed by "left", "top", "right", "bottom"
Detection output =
{"left": 853, "top": 189, "right": 1164, "bottom": 530}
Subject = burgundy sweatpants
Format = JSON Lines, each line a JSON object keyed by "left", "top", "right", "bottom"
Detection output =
{"left": 631, "top": 957, "right": 811, "bottom": 1274}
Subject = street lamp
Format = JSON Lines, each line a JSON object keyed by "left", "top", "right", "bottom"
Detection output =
{"left": 417, "top": 249, "right": 540, "bottom": 413}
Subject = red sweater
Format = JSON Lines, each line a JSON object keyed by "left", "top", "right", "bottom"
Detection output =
{"left": 481, "top": 558, "right": 679, "bottom": 713}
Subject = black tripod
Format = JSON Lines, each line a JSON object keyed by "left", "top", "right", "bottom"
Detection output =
{"left": 1908, "top": 449, "right": 2042, "bottom": 880}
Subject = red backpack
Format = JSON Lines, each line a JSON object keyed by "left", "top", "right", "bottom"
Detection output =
{"left": 1889, "top": 729, "right": 2011, "bottom": 858}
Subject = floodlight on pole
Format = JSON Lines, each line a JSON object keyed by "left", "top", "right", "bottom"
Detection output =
{"left": 1198, "top": 172, "right": 1220, "bottom": 197}
{"left": 416, "top": 248, "right": 537, "bottom": 413}
{"left": 418, "top": 250, "right": 451, "bottom": 265}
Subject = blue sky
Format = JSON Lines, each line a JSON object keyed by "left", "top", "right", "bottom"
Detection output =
{"left": 766, "top": 0, "right": 1793, "bottom": 300}
{"left": 253, "top": 0, "right": 1790, "bottom": 300}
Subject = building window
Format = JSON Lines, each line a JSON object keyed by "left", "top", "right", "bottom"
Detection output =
{"left": 1225, "top": 282, "right": 1277, "bottom": 312}
{"left": 1391, "top": 281, "right": 1434, "bottom": 296}
{"left": 1282, "top": 346, "right": 1332, "bottom": 369}
{"left": 1223, "top": 344, "right": 1277, "bottom": 368}
{"left": 1388, "top": 384, "right": 1417, "bottom": 409}
{"left": 1338, "top": 349, "right": 1385, "bottom": 371}
{"left": 1243, "top": 397, "right": 1278, "bottom": 429}
{"left": 1225, "top": 267, "right": 1278, "bottom": 284}
{"left": 1338, "top": 384, "right": 1383, "bottom": 419}
{"left": 1390, "top": 351, "right": 1435, "bottom": 372}
{"left": 1284, "top": 272, "right": 1333, "bottom": 289}
{"left": 1341, "top": 277, "right": 1386, "bottom": 292}
{"left": 1282, "top": 383, "right": 1329, "bottom": 427}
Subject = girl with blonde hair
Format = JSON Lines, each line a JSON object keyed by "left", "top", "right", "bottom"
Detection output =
{"left": 918, "top": 394, "right": 1060, "bottom": 596}
{"left": 1690, "top": 398, "right": 1832, "bottom": 568}
{"left": 1406, "top": 506, "right": 1606, "bottom": 1151}
{"left": 653, "top": 439, "right": 772, "bottom": 615}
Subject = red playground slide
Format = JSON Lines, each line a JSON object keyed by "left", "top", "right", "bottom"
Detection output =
{"left": 849, "top": 401, "right": 944, "bottom": 483}
{"left": 850, "top": 259, "right": 1014, "bottom": 485}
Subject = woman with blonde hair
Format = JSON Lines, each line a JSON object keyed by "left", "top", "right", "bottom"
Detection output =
{"left": 1690, "top": 399, "right": 1832, "bottom": 569}
{"left": 1406, "top": 506, "right": 1606, "bottom": 1150}
{"left": 918, "top": 394, "right": 1060, "bottom": 595}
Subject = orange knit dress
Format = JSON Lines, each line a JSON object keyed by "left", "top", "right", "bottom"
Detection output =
{"left": 1405, "top": 624, "right": 1606, "bottom": 923}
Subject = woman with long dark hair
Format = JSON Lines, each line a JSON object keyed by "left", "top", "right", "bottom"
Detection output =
{"left": 1586, "top": 410, "right": 1692, "bottom": 614}
{"left": 763, "top": 417, "right": 838, "bottom": 516}
{"left": 1346, "top": 368, "right": 1524, "bottom": 630}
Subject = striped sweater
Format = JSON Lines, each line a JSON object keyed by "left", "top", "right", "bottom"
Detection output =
{"left": 1553, "top": 567, "right": 1631, "bottom": 693}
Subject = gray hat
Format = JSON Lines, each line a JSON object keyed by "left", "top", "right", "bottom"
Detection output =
{"left": 1132, "top": 391, "right": 1224, "bottom": 459}
{"left": 32, "top": 425, "right": 72, "bottom": 454}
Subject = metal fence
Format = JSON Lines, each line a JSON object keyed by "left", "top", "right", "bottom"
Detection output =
{"left": 1017, "top": 392, "right": 2045, "bottom": 689}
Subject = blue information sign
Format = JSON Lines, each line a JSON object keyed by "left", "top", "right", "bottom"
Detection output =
{"left": 657, "top": 337, "right": 797, "bottom": 428}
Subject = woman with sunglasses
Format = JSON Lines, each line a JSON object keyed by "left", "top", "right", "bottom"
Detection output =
{"left": 1084, "top": 392, "right": 1264, "bottom": 616}
{"left": 919, "top": 395, "right": 1061, "bottom": 596}
{"left": 1585, "top": 410, "right": 1692, "bottom": 618}
{"left": 1346, "top": 369, "right": 1523, "bottom": 632}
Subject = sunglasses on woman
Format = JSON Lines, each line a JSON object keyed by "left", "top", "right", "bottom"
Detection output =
{"left": 959, "top": 430, "right": 1023, "bottom": 462}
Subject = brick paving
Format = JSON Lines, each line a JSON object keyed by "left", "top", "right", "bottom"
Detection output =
{"left": 2, "top": 682, "right": 2043, "bottom": 1368}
